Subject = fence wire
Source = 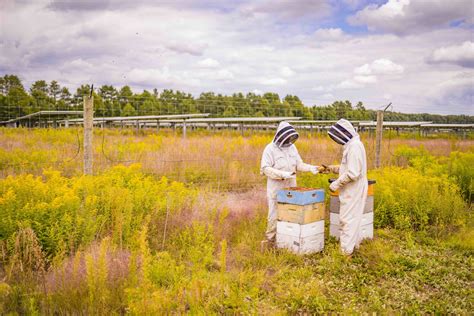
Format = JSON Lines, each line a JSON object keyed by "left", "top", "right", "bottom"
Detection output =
{"left": 2, "top": 124, "right": 466, "bottom": 194}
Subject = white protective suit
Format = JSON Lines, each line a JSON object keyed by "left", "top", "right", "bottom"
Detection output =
{"left": 328, "top": 119, "right": 368, "bottom": 255}
{"left": 260, "top": 122, "right": 319, "bottom": 241}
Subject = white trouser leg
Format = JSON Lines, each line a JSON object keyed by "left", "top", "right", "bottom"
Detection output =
{"left": 339, "top": 199, "right": 363, "bottom": 255}
{"left": 265, "top": 198, "right": 277, "bottom": 242}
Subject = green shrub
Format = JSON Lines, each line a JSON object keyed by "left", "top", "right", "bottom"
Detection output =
{"left": 0, "top": 164, "right": 197, "bottom": 261}
{"left": 448, "top": 151, "right": 474, "bottom": 202}
{"left": 370, "top": 167, "right": 467, "bottom": 232}
{"left": 394, "top": 145, "right": 473, "bottom": 202}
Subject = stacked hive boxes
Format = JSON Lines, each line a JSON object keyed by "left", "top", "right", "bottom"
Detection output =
{"left": 328, "top": 179, "right": 376, "bottom": 240}
{"left": 276, "top": 188, "right": 326, "bottom": 254}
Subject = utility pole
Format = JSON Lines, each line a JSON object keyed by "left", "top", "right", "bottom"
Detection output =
{"left": 83, "top": 86, "right": 94, "bottom": 175}
{"left": 375, "top": 103, "right": 391, "bottom": 169}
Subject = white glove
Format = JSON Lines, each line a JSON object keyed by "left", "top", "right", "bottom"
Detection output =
{"left": 282, "top": 171, "right": 296, "bottom": 179}
{"left": 309, "top": 166, "right": 319, "bottom": 175}
{"left": 329, "top": 174, "right": 353, "bottom": 192}
{"left": 329, "top": 181, "right": 339, "bottom": 192}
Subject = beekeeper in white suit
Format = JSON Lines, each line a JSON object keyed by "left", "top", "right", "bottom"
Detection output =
{"left": 260, "top": 121, "right": 322, "bottom": 247}
{"left": 326, "top": 118, "right": 368, "bottom": 256}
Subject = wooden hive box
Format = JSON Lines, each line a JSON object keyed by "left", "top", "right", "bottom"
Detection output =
{"left": 277, "top": 202, "right": 325, "bottom": 224}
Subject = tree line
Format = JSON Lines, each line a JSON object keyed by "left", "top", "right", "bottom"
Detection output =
{"left": 0, "top": 74, "right": 472, "bottom": 123}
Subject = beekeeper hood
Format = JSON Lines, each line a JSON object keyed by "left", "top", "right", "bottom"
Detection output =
{"left": 273, "top": 121, "right": 299, "bottom": 148}
{"left": 328, "top": 119, "right": 358, "bottom": 145}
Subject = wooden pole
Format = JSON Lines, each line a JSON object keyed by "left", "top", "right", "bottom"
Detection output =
{"left": 183, "top": 120, "right": 187, "bottom": 139}
{"left": 83, "top": 95, "right": 94, "bottom": 175}
{"left": 375, "top": 110, "right": 383, "bottom": 168}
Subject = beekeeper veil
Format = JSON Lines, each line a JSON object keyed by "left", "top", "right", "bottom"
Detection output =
{"left": 328, "top": 119, "right": 358, "bottom": 145}
{"left": 273, "top": 121, "right": 299, "bottom": 148}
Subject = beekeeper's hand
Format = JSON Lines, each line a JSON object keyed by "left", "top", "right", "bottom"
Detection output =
{"left": 327, "top": 165, "right": 340, "bottom": 174}
{"left": 281, "top": 171, "right": 296, "bottom": 179}
{"left": 329, "top": 180, "right": 339, "bottom": 192}
{"left": 317, "top": 166, "right": 326, "bottom": 173}
{"left": 318, "top": 165, "right": 330, "bottom": 174}
{"left": 309, "top": 165, "right": 320, "bottom": 175}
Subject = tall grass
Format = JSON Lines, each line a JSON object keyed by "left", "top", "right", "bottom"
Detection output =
{"left": 1, "top": 128, "right": 472, "bottom": 190}
{"left": 0, "top": 130, "right": 472, "bottom": 313}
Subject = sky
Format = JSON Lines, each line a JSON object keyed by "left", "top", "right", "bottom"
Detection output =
{"left": 0, "top": 0, "right": 473, "bottom": 115}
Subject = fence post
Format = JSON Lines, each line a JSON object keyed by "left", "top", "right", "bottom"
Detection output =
{"left": 183, "top": 120, "right": 187, "bottom": 139}
{"left": 83, "top": 95, "right": 94, "bottom": 175}
{"left": 375, "top": 110, "right": 383, "bottom": 168}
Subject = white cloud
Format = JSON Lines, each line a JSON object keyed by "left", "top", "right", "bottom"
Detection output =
{"left": 428, "top": 71, "right": 473, "bottom": 113}
{"left": 313, "top": 28, "right": 348, "bottom": 42}
{"left": 349, "top": 0, "right": 473, "bottom": 35}
{"left": 260, "top": 77, "right": 287, "bottom": 85}
{"left": 68, "top": 59, "right": 94, "bottom": 70}
{"left": 345, "top": 58, "right": 403, "bottom": 87}
{"left": 240, "top": 0, "right": 332, "bottom": 21}
{"left": 321, "top": 93, "right": 335, "bottom": 99}
{"left": 0, "top": 0, "right": 472, "bottom": 114}
{"left": 165, "top": 41, "right": 207, "bottom": 56}
{"left": 214, "top": 69, "right": 234, "bottom": 80}
{"left": 311, "top": 85, "right": 325, "bottom": 92}
{"left": 342, "top": 0, "right": 368, "bottom": 9}
{"left": 128, "top": 67, "right": 175, "bottom": 85}
{"left": 428, "top": 41, "right": 474, "bottom": 68}
{"left": 371, "top": 58, "right": 404, "bottom": 75}
{"left": 354, "top": 75, "right": 377, "bottom": 84}
{"left": 354, "top": 64, "right": 372, "bottom": 76}
{"left": 355, "top": 59, "right": 404, "bottom": 75}
{"left": 198, "top": 58, "right": 220, "bottom": 68}
{"left": 337, "top": 80, "right": 363, "bottom": 89}
{"left": 280, "top": 66, "right": 295, "bottom": 77}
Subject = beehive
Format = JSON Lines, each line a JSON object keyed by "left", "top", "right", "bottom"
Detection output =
{"left": 328, "top": 179, "right": 376, "bottom": 240}
{"left": 276, "top": 221, "right": 324, "bottom": 254}
{"left": 277, "top": 202, "right": 325, "bottom": 224}
{"left": 277, "top": 187, "right": 325, "bottom": 205}
{"left": 276, "top": 187, "right": 325, "bottom": 254}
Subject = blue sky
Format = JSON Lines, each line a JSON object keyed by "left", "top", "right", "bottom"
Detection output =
{"left": 0, "top": 0, "right": 473, "bottom": 114}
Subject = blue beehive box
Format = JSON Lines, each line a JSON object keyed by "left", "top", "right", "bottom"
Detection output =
{"left": 277, "top": 187, "right": 325, "bottom": 205}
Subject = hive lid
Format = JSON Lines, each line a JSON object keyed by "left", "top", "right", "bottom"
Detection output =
{"left": 328, "top": 178, "right": 376, "bottom": 184}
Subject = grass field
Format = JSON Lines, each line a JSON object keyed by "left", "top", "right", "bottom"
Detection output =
{"left": 0, "top": 127, "right": 472, "bottom": 314}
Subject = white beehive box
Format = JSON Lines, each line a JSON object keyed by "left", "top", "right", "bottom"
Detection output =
{"left": 276, "top": 220, "right": 325, "bottom": 254}
{"left": 276, "top": 233, "right": 324, "bottom": 254}
{"left": 277, "top": 220, "right": 324, "bottom": 237}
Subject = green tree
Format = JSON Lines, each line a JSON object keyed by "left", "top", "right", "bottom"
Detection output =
{"left": 121, "top": 103, "right": 136, "bottom": 116}
{"left": 119, "top": 86, "right": 133, "bottom": 103}
{"left": 223, "top": 105, "right": 237, "bottom": 117}
{"left": 59, "top": 87, "right": 72, "bottom": 109}
{"left": 0, "top": 74, "right": 23, "bottom": 95}
{"left": 49, "top": 80, "right": 61, "bottom": 102}
{"left": 30, "top": 80, "right": 51, "bottom": 110}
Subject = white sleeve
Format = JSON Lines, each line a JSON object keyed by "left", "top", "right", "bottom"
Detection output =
{"left": 260, "top": 146, "right": 286, "bottom": 179}
{"left": 332, "top": 146, "right": 362, "bottom": 189}
{"left": 263, "top": 167, "right": 287, "bottom": 180}
{"left": 294, "top": 147, "right": 313, "bottom": 172}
